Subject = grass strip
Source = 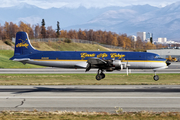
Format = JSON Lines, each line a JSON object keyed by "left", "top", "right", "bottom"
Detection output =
{"left": 0, "top": 111, "right": 180, "bottom": 120}
{"left": 0, "top": 50, "right": 43, "bottom": 69}
{"left": 0, "top": 73, "right": 180, "bottom": 85}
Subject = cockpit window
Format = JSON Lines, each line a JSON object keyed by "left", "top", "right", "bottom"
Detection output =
{"left": 154, "top": 55, "right": 161, "bottom": 59}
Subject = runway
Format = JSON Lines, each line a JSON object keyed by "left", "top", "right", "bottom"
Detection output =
{"left": 1, "top": 85, "right": 180, "bottom": 113}
{"left": 0, "top": 63, "right": 180, "bottom": 113}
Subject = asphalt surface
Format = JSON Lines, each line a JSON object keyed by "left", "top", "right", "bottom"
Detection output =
{"left": 1, "top": 85, "right": 180, "bottom": 113}
{"left": 0, "top": 63, "right": 179, "bottom": 113}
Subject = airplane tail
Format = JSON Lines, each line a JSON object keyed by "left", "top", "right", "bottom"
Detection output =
{"left": 13, "top": 31, "right": 38, "bottom": 56}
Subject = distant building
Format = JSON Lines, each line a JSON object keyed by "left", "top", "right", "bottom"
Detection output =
{"left": 146, "top": 32, "right": 153, "bottom": 42}
{"left": 137, "top": 32, "right": 146, "bottom": 41}
{"left": 130, "top": 35, "right": 137, "bottom": 42}
{"left": 137, "top": 32, "right": 153, "bottom": 42}
{"left": 166, "top": 40, "right": 175, "bottom": 44}
{"left": 158, "top": 38, "right": 167, "bottom": 43}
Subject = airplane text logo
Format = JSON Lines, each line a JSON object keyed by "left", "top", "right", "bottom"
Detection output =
{"left": 110, "top": 53, "right": 125, "bottom": 59}
{"left": 16, "top": 39, "right": 29, "bottom": 48}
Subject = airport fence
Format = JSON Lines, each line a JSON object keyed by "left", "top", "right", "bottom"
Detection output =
{"left": 30, "top": 38, "right": 123, "bottom": 50}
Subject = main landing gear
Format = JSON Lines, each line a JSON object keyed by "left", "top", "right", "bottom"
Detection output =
{"left": 96, "top": 69, "right": 105, "bottom": 81}
{"left": 153, "top": 70, "right": 159, "bottom": 81}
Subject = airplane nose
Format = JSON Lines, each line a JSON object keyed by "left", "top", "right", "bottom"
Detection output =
{"left": 166, "top": 61, "right": 171, "bottom": 66}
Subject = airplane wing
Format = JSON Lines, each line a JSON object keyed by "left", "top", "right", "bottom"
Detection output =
{"left": 85, "top": 57, "right": 107, "bottom": 72}
{"left": 75, "top": 58, "right": 107, "bottom": 69}
{"left": 87, "top": 57, "right": 107, "bottom": 65}
{"left": 75, "top": 62, "right": 88, "bottom": 68}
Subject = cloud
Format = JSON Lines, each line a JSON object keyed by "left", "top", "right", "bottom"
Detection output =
{"left": 0, "top": 0, "right": 180, "bottom": 8}
{"left": 0, "top": 0, "right": 19, "bottom": 7}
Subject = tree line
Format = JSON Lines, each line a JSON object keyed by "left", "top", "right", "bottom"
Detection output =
{"left": 0, "top": 20, "right": 166, "bottom": 51}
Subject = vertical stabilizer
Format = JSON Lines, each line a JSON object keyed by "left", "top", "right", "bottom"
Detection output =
{"left": 14, "top": 31, "right": 38, "bottom": 56}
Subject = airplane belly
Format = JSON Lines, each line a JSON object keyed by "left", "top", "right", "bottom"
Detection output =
{"left": 145, "top": 62, "right": 152, "bottom": 69}
{"left": 151, "top": 62, "right": 167, "bottom": 69}
{"left": 26, "top": 60, "right": 86, "bottom": 68}
{"left": 128, "top": 62, "right": 145, "bottom": 69}
{"left": 129, "top": 61, "right": 166, "bottom": 69}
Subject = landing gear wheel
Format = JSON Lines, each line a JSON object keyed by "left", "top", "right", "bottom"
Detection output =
{"left": 153, "top": 75, "right": 159, "bottom": 81}
{"left": 96, "top": 74, "right": 102, "bottom": 81}
{"left": 100, "top": 73, "right": 105, "bottom": 79}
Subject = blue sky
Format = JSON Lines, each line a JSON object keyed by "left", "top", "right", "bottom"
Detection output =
{"left": 1, "top": 0, "right": 180, "bottom": 8}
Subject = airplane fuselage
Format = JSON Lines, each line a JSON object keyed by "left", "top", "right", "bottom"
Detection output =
{"left": 11, "top": 51, "right": 167, "bottom": 70}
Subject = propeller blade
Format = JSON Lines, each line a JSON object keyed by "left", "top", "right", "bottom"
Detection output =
{"left": 127, "top": 67, "right": 129, "bottom": 76}
{"left": 85, "top": 63, "right": 91, "bottom": 72}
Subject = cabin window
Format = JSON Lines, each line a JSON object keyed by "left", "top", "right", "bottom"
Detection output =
{"left": 154, "top": 55, "right": 161, "bottom": 59}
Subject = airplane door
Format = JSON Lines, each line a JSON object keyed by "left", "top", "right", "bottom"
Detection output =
{"left": 131, "top": 53, "right": 144, "bottom": 69}
{"left": 138, "top": 53, "right": 145, "bottom": 69}
{"left": 145, "top": 54, "right": 152, "bottom": 69}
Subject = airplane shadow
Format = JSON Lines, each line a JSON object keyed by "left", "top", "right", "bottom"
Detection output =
{"left": 0, "top": 86, "right": 180, "bottom": 94}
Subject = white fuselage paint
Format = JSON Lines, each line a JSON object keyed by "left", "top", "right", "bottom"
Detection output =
{"left": 25, "top": 60, "right": 167, "bottom": 70}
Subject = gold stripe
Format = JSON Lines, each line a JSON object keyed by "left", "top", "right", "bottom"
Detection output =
{"left": 34, "top": 59, "right": 87, "bottom": 62}
{"left": 33, "top": 59, "right": 165, "bottom": 63}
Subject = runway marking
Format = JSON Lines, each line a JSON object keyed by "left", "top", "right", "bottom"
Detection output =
{"left": 3, "top": 96, "right": 180, "bottom": 99}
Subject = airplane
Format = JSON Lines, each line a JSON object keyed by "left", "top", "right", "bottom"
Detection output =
{"left": 10, "top": 31, "right": 171, "bottom": 81}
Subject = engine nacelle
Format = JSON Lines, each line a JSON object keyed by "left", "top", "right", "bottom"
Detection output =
{"left": 106, "top": 67, "right": 115, "bottom": 72}
{"left": 112, "top": 60, "right": 122, "bottom": 69}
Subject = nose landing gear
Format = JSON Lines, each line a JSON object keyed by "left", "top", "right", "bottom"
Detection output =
{"left": 153, "top": 70, "right": 159, "bottom": 81}
{"left": 153, "top": 75, "right": 159, "bottom": 81}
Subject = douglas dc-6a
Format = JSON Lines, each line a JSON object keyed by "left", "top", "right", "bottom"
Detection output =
{"left": 10, "top": 32, "right": 171, "bottom": 81}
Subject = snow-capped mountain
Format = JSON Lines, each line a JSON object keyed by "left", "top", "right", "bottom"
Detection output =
{"left": 1, "top": 2, "right": 180, "bottom": 40}
{"left": 68, "top": 2, "right": 180, "bottom": 40}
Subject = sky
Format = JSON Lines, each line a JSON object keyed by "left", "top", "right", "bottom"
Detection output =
{"left": 1, "top": 0, "right": 180, "bottom": 9}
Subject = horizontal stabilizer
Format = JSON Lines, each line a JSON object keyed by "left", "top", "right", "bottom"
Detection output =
{"left": 13, "top": 58, "right": 30, "bottom": 62}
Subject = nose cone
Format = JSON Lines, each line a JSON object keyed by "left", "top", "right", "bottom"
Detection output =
{"left": 166, "top": 61, "right": 171, "bottom": 66}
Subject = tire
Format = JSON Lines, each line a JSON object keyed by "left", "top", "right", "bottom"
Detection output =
{"left": 153, "top": 75, "right": 159, "bottom": 81}
{"left": 100, "top": 73, "right": 105, "bottom": 79}
{"left": 96, "top": 74, "right": 102, "bottom": 81}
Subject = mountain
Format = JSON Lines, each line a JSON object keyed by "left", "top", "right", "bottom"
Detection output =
{"left": 1, "top": 2, "right": 180, "bottom": 40}
{"left": 0, "top": 3, "right": 124, "bottom": 29}
{"left": 65, "top": 4, "right": 160, "bottom": 36}
{"left": 67, "top": 3, "right": 180, "bottom": 40}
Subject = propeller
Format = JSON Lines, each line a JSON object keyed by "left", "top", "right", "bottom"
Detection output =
{"left": 85, "top": 63, "right": 91, "bottom": 72}
{"left": 126, "top": 59, "right": 131, "bottom": 76}
{"left": 126, "top": 59, "right": 129, "bottom": 76}
{"left": 126, "top": 65, "right": 129, "bottom": 76}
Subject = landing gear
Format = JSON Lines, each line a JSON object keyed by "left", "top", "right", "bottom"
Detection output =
{"left": 153, "top": 75, "right": 159, "bottom": 81}
{"left": 153, "top": 70, "right": 159, "bottom": 81}
{"left": 100, "top": 72, "right": 105, "bottom": 79}
{"left": 96, "top": 69, "right": 105, "bottom": 81}
{"left": 96, "top": 74, "right": 102, "bottom": 81}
